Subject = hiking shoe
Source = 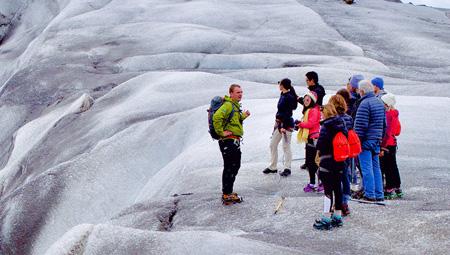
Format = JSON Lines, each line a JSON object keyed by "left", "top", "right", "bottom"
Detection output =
{"left": 300, "top": 163, "right": 307, "bottom": 170}
{"left": 317, "top": 183, "right": 324, "bottom": 193}
{"left": 395, "top": 188, "right": 404, "bottom": 198}
{"left": 222, "top": 193, "right": 243, "bottom": 205}
{"left": 351, "top": 189, "right": 365, "bottom": 199}
{"left": 384, "top": 189, "right": 395, "bottom": 200}
{"left": 331, "top": 215, "right": 343, "bottom": 228}
{"left": 279, "top": 169, "right": 291, "bottom": 177}
{"left": 313, "top": 217, "right": 332, "bottom": 230}
{"left": 303, "top": 183, "right": 316, "bottom": 193}
{"left": 262, "top": 168, "right": 277, "bottom": 174}
{"left": 342, "top": 204, "right": 351, "bottom": 217}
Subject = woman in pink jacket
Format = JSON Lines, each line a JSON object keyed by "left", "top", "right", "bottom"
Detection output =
{"left": 296, "top": 91, "right": 322, "bottom": 192}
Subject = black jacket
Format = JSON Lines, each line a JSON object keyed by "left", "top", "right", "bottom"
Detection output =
{"left": 316, "top": 116, "right": 348, "bottom": 172}
{"left": 298, "top": 83, "right": 326, "bottom": 106}
{"left": 276, "top": 90, "right": 298, "bottom": 129}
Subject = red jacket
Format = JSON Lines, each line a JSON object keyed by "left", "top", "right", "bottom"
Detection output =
{"left": 381, "top": 109, "right": 400, "bottom": 148}
{"left": 298, "top": 105, "right": 321, "bottom": 139}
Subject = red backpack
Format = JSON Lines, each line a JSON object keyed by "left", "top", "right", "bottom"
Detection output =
{"left": 333, "top": 132, "right": 350, "bottom": 162}
{"left": 347, "top": 129, "right": 361, "bottom": 158}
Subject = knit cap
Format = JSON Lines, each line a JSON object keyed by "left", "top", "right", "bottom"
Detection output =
{"left": 349, "top": 74, "right": 364, "bottom": 89}
{"left": 372, "top": 77, "right": 384, "bottom": 90}
{"left": 305, "top": 90, "right": 318, "bottom": 103}
{"left": 381, "top": 93, "right": 396, "bottom": 107}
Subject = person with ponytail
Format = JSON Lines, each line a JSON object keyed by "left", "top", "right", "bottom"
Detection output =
{"left": 263, "top": 78, "right": 298, "bottom": 177}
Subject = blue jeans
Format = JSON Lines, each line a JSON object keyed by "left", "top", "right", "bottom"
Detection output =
{"left": 358, "top": 140, "right": 383, "bottom": 199}
{"left": 342, "top": 159, "right": 351, "bottom": 204}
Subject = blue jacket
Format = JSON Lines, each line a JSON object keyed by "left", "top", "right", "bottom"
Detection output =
{"left": 276, "top": 90, "right": 298, "bottom": 129}
{"left": 354, "top": 92, "right": 386, "bottom": 145}
{"left": 317, "top": 116, "right": 347, "bottom": 173}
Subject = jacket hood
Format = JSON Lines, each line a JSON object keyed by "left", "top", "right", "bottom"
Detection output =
{"left": 322, "top": 116, "right": 346, "bottom": 133}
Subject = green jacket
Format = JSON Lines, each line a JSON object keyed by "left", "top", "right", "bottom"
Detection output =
{"left": 212, "top": 95, "right": 248, "bottom": 138}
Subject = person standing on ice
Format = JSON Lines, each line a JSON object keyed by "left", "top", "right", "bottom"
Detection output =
{"left": 372, "top": 77, "right": 387, "bottom": 99}
{"left": 314, "top": 103, "right": 347, "bottom": 230}
{"left": 213, "top": 84, "right": 250, "bottom": 204}
{"left": 263, "top": 78, "right": 298, "bottom": 177}
{"left": 297, "top": 71, "right": 325, "bottom": 170}
{"left": 328, "top": 94, "right": 354, "bottom": 216}
{"left": 298, "top": 71, "right": 326, "bottom": 107}
{"left": 354, "top": 80, "right": 386, "bottom": 202}
{"left": 379, "top": 93, "right": 403, "bottom": 199}
{"left": 295, "top": 91, "right": 322, "bottom": 191}
{"left": 346, "top": 74, "right": 364, "bottom": 119}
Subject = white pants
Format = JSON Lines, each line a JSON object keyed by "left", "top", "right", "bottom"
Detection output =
{"left": 268, "top": 129, "right": 292, "bottom": 170}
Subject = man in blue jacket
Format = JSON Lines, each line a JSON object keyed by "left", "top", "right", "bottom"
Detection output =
{"left": 354, "top": 80, "right": 386, "bottom": 201}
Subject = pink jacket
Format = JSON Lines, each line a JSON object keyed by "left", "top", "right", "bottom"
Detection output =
{"left": 381, "top": 109, "right": 400, "bottom": 148}
{"left": 298, "top": 105, "right": 321, "bottom": 139}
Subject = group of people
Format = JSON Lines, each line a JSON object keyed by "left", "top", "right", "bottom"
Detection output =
{"left": 212, "top": 71, "right": 403, "bottom": 230}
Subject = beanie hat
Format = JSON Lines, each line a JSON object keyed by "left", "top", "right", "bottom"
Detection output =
{"left": 305, "top": 90, "right": 318, "bottom": 103}
{"left": 349, "top": 74, "right": 364, "bottom": 89}
{"left": 371, "top": 77, "right": 384, "bottom": 90}
{"left": 381, "top": 93, "right": 396, "bottom": 107}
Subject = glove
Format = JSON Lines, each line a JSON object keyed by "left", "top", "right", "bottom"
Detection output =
{"left": 294, "top": 119, "right": 300, "bottom": 131}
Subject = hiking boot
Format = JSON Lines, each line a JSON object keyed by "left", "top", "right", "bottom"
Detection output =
{"left": 279, "top": 169, "right": 291, "bottom": 177}
{"left": 303, "top": 183, "right": 316, "bottom": 193}
{"left": 313, "top": 216, "right": 332, "bottom": 230}
{"left": 395, "top": 188, "right": 404, "bottom": 198}
{"left": 331, "top": 215, "right": 343, "bottom": 228}
{"left": 222, "top": 193, "right": 243, "bottom": 205}
{"left": 262, "top": 168, "right": 277, "bottom": 174}
{"left": 384, "top": 189, "right": 395, "bottom": 200}
{"left": 317, "top": 183, "right": 324, "bottom": 193}
{"left": 300, "top": 163, "right": 307, "bottom": 170}
{"left": 342, "top": 204, "right": 351, "bottom": 217}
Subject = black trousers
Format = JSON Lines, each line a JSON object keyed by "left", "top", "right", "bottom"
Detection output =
{"left": 219, "top": 139, "right": 241, "bottom": 194}
{"left": 380, "top": 146, "right": 401, "bottom": 190}
{"left": 305, "top": 138, "right": 318, "bottom": 184}
{"left": 321, "top": 170, "right": 343, "bottom": 211}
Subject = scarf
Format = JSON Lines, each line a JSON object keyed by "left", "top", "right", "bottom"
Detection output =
{"left": 297, "top": 108, "right": 310, "bottom": 143}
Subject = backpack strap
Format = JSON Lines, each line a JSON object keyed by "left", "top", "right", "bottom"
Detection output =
{"left": 224, "top": 102, "right": 235, "bottom": 127}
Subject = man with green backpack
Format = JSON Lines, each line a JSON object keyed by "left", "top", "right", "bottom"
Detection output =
{"left": 211, "top": 84, "right": 250, "bottom": 205}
